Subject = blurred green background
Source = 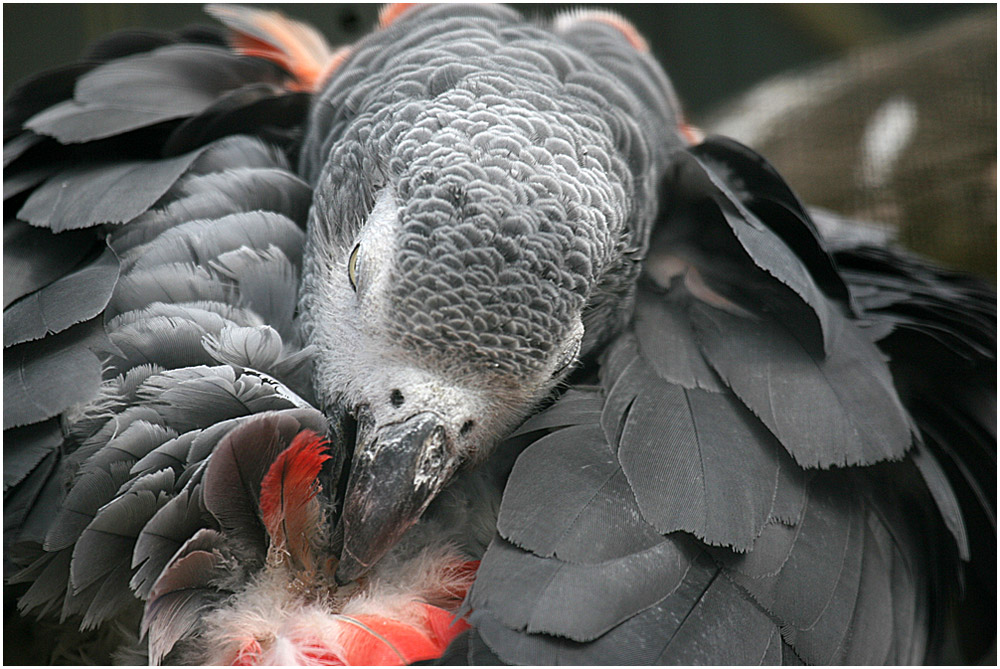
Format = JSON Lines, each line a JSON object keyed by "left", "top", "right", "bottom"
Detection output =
{"left": 4, "top": 3, "right": 996, "bottom": 276}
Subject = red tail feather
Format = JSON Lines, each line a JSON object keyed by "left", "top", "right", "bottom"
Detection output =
{"left": 259, "top": 430, "right": 332, "bottom": 569}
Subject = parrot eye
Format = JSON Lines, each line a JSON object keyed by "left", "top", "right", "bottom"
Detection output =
{"left": 348, "top": 243, "right": 361, "bottom": 291}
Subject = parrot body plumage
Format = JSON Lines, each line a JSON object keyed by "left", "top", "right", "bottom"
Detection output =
{"left": 3, "top": 4, "right": 995, "bottom": 665}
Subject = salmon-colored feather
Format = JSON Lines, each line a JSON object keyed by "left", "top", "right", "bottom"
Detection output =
{"left": 378, "top": 3, "right": 421, "bottom": 29}
{"left": 230, "top": 638, "right": 263, "bottom": 666}
{"left": 259, "top": 430, "right": 331, "bottom": 570}
{"left": 207, "top": 4, "right": 336, "bottom": 92}
{"left": 336, "top": 608, "right": 469, "bottom": 665}
{"left": 331, "top": 560, "right": 477, "bottom": 664}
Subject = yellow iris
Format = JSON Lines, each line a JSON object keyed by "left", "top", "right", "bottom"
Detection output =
{"left": 348, "top": 243, "right": 361, "bottom": 290}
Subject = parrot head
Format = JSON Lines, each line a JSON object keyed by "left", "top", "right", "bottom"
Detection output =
{"left": 297, "top": 4, "right": 677, "bottom": 584}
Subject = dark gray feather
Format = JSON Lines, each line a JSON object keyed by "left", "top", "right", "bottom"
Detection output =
{"left": 3, "top": 418, "right": 62, "bottom": 492}
{"left": 108, "top": 166, "right": 307, "bottom": 254}
{"left": 690, "top": 301, "right": 914, "bottom": 468}
{"left": 12, "top": 550, "right": 72, "bottom": 620}
{"left": 4, "top": 448, "right": 60, "bottom": 556}
{"left": 3, "top": 318, "right": 106, "bottom": 429}
{"left": 143, "top": 529, "right": 232, "bottom": 665}
{"left": 3, "top": 247, "right": 119, "bottom": 347}
{"left": 18, "top": 151, "right": 206, "bottom": 232}
{"left": 2, "top": 221, "right": 95, "bottom": 308}
{"left": 507, "top": 387, "right": 604, "bottom": 438}
{"left": 469, "top": 535, "right": 700, "bottom": 642}
{"left": 65, "top": 405, "right": 167, "bottom": 476}
{"left": 632, "top": 291, "right": 722, "bottom": 392}
{"left": 434, "top": 628, "right": 505, "bottom": 665}
{"left": 184, "top": 133, "right": 289, "bottom": 177}
{"left": 130, "top": 431, "right": 200, "bottom": 482}
{"left": 12, "top": 460, "right": 65, "bottom": 550}
{"left": 174, "top": 166, "right": 310, "bottom": 223}
{"left": 44, "top": 460, "right": 135, "bottom": 552}
{"left": 163, "top": 85, "right": 311, "bottom": 157}
{"left": 666, "top": 147, "right": 841, "bottom": 357}
{"left": 74, "top": 420, "right": 177, "bottom": 483}
{"left": 617, "top": 377, "right": 790, "bottom": 551}
{"left": 835, "top": 520, "right": 894, "bottom": 664}
{"left": 4, "top": 62, "right": 94, "bottom": 141}
{"left": 910, "top": 440, "right": 969, "bottom": 560}
{"left": 107, "top": 315, "right": 223, "bottom": 376}
{"left": 720, "top": 475, "right": 869, "bottom": 664}
{"left": 70, "top": 488, "right": 168, "bottom": 595}
{"left": 25, "top": 44, "right": 284, "bottom": 143}
{"left": 137, "top": 366, "right": 301, "bottom": 434}
{"left": 647, "top": 572, "right": 781, "bottom": 665}
{"left": 131, "top": 485, "right": 210, "bottom": 599}
{"left": 497, "top": 423, "right": 663, "bottom": 563}
{"left": 201, "top": 413, "right": 313, "bottom": 559}
{"left": 473, "top": 551, "right": 774, "bottom": 665}
{"left": 599, "top": 329, "right": 804, "bottom": 550}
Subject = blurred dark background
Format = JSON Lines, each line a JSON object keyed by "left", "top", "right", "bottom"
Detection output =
{"left": 4, "top": 3, "right": 996, "bottom": 276}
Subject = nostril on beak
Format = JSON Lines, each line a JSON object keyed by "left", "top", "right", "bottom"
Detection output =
{"left": 390, "top": 389, "right": 405, "bottom": 407}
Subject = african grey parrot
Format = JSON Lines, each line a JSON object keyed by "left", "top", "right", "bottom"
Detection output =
{"left": 3, "top": 3, "right": 995, "bottom": 665}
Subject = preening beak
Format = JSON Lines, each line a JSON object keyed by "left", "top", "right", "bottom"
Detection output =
{"left": 335, "top": 411, "right": 460, "bottom": 584}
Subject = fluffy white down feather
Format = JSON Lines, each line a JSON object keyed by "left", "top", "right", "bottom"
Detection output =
{"left": 191, "top": 543, "right": 473, "bottom": 664}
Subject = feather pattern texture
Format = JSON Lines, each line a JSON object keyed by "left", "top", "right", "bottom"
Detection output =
{"left": 3, "top": 4, "right": 994, "bottom": 666}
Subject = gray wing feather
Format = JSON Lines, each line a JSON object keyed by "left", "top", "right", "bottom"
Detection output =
{"left": 109, "top": 166, "right": 307, "bottom": 253}
{"left": 108, "top": 263, "right": 232, "bottom": 318}
{"left": 631, "top": 292, "right": 722, "bottom": 392}
{"left": 70, "top": 488, "right": 168, "bottom": 602}
{"left": 690, "top": 301, "right": 914, "bottom": 468}
{"left": 209, "top": 246, "right": 300, "bottom": 340}
{"left": 143, "top": 529, "right": 232, "bottom": 666}
{"left": 131, "top": 486, "right": 210, "bottom": 599}
{"left": 497, "top": 423, "right": 663, "bottom": 563}
{"left": 25, "top": 45, "right": 284, "bottom": 144}
{"left": 507, "top": 387, "right": 603, "bottom": 438}
{"left": 473, "top": 551, "right": 779, "bottom": 666}
{"left": 108, "top": 315, "right": 224, "bottom": 376}
{"left": 3, "top": 419, "right": 62, "bottom": 492}
{"left": 3, "top": 318, "right": 106, "bottom": 429}
{"left": 910, "top": 441, "right": 969, "bottom": 559}
{"left": 4, "top": 448, "right": 60, "bottom": 555}
{"left": 3, "top": 247, "right": 119, "bottom": 347}
{"left": 3, "top": 222, "right": 95, "bottom": 308}
{"left": 471, "top": 535, "right": 699, "bottom": 642}
{"left": 5, "top": 23, "right": 319, "bottom": 658}
{"left": 19, "top": 152, "right": 207, "bottom": 232}
{"left": 123, "top": 211, "right": 303, "bottom": 273}
{"left": 601, "top": 328, "right": 804, "bottom": 551}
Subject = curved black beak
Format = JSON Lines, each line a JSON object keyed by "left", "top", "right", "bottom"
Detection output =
{"left": 335, "top": 411, "right": 460, "bottom": 585}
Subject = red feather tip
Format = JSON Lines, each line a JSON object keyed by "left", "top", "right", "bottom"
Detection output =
{"left": 259, "top": 430, "right": 332, "bottom": 564}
